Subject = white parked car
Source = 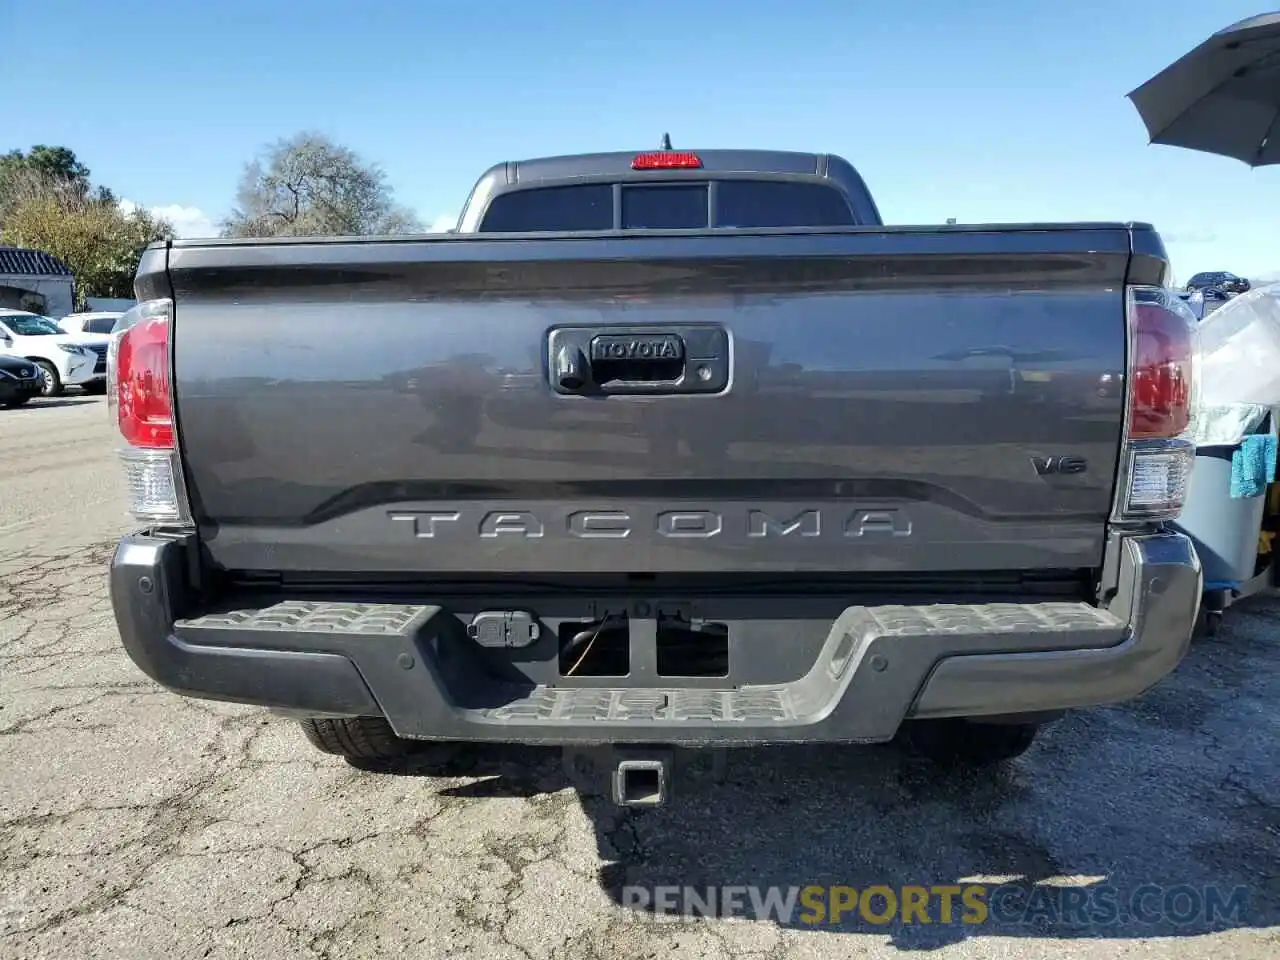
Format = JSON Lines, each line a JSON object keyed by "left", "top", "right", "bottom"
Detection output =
{"left": 0, "top": 310, "right": 101, "bottom": 396}
{"left": 58, "top": 311, "right": 124, "bottom": 339}
{"left": 56, "top": 312, "right": 119, "bottom": 394}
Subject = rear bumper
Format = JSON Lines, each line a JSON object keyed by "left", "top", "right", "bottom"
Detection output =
{"left": 109, "top": 531, "right": 1201, "bottom": 746}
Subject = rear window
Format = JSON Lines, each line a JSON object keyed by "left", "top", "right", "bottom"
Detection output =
{"left": 479, "top": 184, "right": 612, "bottom": 231}
{"left": 478, "top": 180, "right": 855, "bottom": 231}
{"left": 716, "top": 180, "right": 854, "bottom": 227}
{"left": 621, "top": 184, "right": 707, "bottom": 229}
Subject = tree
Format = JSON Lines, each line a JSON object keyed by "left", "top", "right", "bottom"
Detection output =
{"left": 221, "top": 132, "right": 422, "bottom": 238}
{"left": 0, "top": 192, "right": 174, "bottom": 306}
{"left": 3, "top": 145, "right": 90, "bottom": 184}
{"left": 0, "top": 145, "right": 95, "bottom": 220}
{"left": 0, "top": 144, "right": 160, "bottom": 306}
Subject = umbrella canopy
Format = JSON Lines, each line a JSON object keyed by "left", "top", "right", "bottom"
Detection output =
{"left": 1127, "top": 12, "right": 1280, "bottom": 166}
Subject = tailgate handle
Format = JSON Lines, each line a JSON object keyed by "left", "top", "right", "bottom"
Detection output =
{"left": 548, "top": 326, "right": 729, "bottom": 396}
{"left": 588, "top": 333, "right": 685, "bottom": 385}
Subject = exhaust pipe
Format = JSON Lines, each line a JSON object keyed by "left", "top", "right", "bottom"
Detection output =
{"left": 612, "top": 756, "right": 671, "bottom": 808}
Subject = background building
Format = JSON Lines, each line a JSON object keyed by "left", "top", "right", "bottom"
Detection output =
{"left": 0, "top": 246, "right": 74, "bottom": 317}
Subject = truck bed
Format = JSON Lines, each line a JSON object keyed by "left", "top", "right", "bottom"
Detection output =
{"left": 152, "top": 224, "right": 1150, "bottom": 579}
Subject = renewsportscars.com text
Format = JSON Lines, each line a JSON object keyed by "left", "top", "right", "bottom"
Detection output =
{"left": 619, "top": 883, "right": 1249, "bottom": 928}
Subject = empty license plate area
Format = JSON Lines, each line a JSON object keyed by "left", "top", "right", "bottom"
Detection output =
{"left": 557, "top": 611, "right": 730, "bottom": 679}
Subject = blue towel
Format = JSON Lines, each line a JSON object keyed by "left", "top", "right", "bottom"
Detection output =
{"left": 1229, "top": 434, "right": 1277, "bottom": 498}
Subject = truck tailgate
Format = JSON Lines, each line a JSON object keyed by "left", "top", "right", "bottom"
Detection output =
{"left": 163, "top": 228, "right": 1131, "bottom": 575}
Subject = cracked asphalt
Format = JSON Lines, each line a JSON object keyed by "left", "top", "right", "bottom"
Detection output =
{"left": 1, "top": 397, "right": 1278, "bottom": 959}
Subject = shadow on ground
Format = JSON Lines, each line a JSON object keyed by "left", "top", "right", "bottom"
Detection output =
{"left": 11, "top": 397, "right": 102, "bottom": 411}
{"left": 348, "top": 596, "right": 1280, "bottom": 950}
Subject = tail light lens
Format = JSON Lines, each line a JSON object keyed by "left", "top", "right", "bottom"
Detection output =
{"left": 107, "top": 298, "right": 191, "bottom": 525}
{"left": 1129, "top": 295, "right": 1194, "bottom": 439}
{"left": 1114, "top": 286, "right": 1198, "bottom": 522}
{"left": 115, "top": 302, "right": 174, "bottom": 448}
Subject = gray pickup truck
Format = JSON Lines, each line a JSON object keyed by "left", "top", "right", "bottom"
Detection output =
{"left": 108, "top": 145, "right": 1202, "bottom": 806}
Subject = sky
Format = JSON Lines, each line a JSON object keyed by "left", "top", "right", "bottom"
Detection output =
{"left": 3, "top": 0, "right": 1277, "bottom": 283}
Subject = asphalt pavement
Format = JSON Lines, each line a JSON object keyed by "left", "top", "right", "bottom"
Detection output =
{"left": 1, "top": 397, "right": 1277, "bottom": 959}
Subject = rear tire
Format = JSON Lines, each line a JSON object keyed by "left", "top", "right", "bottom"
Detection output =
{"left": 298, "top": 716, "right": 415, "bottom": 761}
{"left": 896, "top": 718, "right": 1040, "bottom": 768}
{"left": 81, "top": 380, "right": 107, "bottom": 395}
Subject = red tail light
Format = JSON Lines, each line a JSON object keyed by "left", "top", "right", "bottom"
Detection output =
{"left": 1113, "top": 286, "right": 1198, "bottom": 523}
{"left": 631, "top": 152, "right": 702, "bottom": 170}
{"left": 116, "top": 302, "right": 174, "bottom": 449}
{"left": 106, "top": 298, "right": 188, "bottom": 524}
{"left": 1127, "top": 291, "right": 1194, "bottom": 440}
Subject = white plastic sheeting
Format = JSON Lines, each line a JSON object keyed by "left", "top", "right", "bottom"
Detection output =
{"left": 1189, "top": 282, "right": 1280, "bottom": 447}
{"left": 1190, "top": 402, "right": 1272, "bottom": 447}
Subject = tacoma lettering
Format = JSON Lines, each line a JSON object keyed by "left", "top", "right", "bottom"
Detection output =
{"left": 748, "top": 509, "right": 821, "bottom": 538}
{"left": 389, "top": 510, "right": 460, "bottom": 538}
{"left": 479, "top": 511, "right": 544, "bottom": 539}
{"left": 391, "top": 507, "right": 912, "bottom": 540}
{"left": 844, "top": 510, "right": 913, "bottom": 538}
{"left": 656, "top": 510, "right": 723, "bottom": 538}
{"left": 568, "top": 511, "right": 631, "bottom": 538}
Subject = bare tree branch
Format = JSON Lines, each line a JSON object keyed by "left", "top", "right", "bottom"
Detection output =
{"left": 220, "top": 132, "right": 422, "bottom": 239}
